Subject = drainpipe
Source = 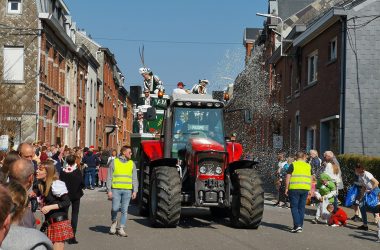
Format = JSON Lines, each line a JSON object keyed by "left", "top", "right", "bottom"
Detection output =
{"left": 339, "top": 16, "right": 347, "bottom": 154}
{"left": 35, "top": 19, "right": 42, "bottom": 142}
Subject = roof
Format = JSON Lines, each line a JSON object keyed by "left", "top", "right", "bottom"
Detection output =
{"left": 293, "top": 7, "right": 346, "bottom": 47}
{"left": 171, "top": 94, "right": 220, "bottom": 103}
{"left": 276, "top": 0, "right": 315, "bottom": 20}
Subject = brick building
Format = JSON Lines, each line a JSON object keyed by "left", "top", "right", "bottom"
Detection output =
{"left": 76, "top": 32, "right": 131, "bottom": 151}
{"left": 269, "top": 0, "right": 380, "bottom": 156}
{"left": 1, "top": 0, "right": 132, "bottom": 150}
{"left": 38, "top": 1, "right": 78, "bottom": 146}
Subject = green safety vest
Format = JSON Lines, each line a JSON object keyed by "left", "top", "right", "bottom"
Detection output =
{"left": 112, "top": 158, "right": 133, "bottom": 189}
{"left": 289, "top": 160, "right": 312, "bottom": 191}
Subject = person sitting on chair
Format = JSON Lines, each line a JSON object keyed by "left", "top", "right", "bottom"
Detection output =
{"left": 133, "top": 111, "right": 149, "bottom": 134}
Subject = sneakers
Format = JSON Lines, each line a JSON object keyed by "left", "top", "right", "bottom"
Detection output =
{"left": 311, "top": 219, "right": 318, "bottom": 224}
{"left": 357, "top": 225, "right": 369, "bottom": 231}
{"left": 118, "top": 227, "right": 128, "bottom": 237}
{"left": 67, "top": 237, "right": 79, "bottom": 244}
{"left": 109, "top": 221, "right": 117, "bottom": 234}
{"left": 350, "top": 215, "right": 362, "bottom": 222}
{"left": 290, "top": 227, "right": 302, "bottom": 233}
{"left": 331, "top": 224, "right": 340, "bottom": 227}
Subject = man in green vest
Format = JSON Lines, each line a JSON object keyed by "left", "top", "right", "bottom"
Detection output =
{"left": 285, "top": 151, "right": 312, "bottom": 233}
{"left": 106, "top": 146, "right": 138, "bottom": 237}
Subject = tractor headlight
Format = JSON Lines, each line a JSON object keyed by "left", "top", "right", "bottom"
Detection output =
{"left": 215, "top": 166, "right": 222, "bottom": 175}
{"left": 199, "top": 166, "right": 207, "bottom": 174}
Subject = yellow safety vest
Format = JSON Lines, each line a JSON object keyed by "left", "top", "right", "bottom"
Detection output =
{"left": 112, "top": 158, "right": 133, "bottom": 190}
{"left": 289, "top": 160, "right": 312, "bottom": 190}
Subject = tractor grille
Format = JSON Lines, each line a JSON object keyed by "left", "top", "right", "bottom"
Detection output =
{"left": 197, "top": 152, "right": 226, "bottom": 176}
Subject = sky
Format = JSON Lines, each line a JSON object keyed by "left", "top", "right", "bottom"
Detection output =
{"left": 64, "top": 0, "right": 267, "bottom": 93}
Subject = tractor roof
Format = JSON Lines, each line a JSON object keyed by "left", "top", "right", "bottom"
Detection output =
{"left": 171, "top": 94, "right": 220, "bottom": 103}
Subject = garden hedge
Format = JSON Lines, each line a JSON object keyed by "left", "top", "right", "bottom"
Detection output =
{"left": 338, "top": 154, "right": 380, "bottom": 185}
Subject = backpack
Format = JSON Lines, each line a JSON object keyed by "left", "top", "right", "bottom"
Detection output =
{"left": 100, "top": 152, "right": 110, "bottom": 165}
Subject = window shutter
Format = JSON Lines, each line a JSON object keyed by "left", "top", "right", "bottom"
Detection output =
{"left": 3, "top": 47, "right": 24, "bottom": 82}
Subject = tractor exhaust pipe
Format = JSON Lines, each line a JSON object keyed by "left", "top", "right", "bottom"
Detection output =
{"left": 199, "top": 191, "right": 204, "bottom": 205}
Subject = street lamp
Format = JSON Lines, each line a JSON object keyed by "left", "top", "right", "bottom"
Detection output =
{"left": 256, "top": 13, "right": 284, "bottom": 57}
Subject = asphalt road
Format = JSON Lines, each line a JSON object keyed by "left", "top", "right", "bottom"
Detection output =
{"left": 65, "top": 188, "right": 379, "bottom": 250}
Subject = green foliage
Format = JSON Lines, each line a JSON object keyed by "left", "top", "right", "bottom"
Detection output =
{"left": 338, "top": 154, "right": 380, "bottom": 185}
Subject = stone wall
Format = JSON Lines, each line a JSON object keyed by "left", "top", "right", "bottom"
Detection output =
{"left": 0, "top": 0, "right": 38, "bottom": 145}
{"left": 344, "top": 0, "right": 380, "bottom": 156}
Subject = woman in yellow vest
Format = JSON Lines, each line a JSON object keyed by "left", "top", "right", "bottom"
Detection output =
{"left": 285, "top": 151, "right": 312, "bottom": 233}
{"left": 106, "top": 146, "right": 138, "bottom": 237}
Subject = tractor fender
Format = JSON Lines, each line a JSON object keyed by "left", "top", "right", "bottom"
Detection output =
{"left": 227, "top": 160, "right": 259, "bottom": 174}
{"left": 141, "top": 140, "right": 164, "bottom": 161}
{"left": 149, "top": 158, "right": 178, "bottom": 169}
{"left": 226, "top": 142, "right": 243, "bottom": 163}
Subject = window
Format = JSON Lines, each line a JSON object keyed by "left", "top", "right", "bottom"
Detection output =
{"left": 306, "top": 126, "right": 317, "bottom": 152}
{"left": 65, "top": 67, "right": 70, "bottom": 99}
{"left": 90, "top": 80, "right": 93, "bottom": 106}
{"left": 329, "top": 37, "right": 337, "bottom": 61}
{"left": 295, "top": 111, "right": 301, "bottom": 151}
{"left": 7, "top": 0, "right": 22, "bottom": 14}
{"left": 79, "top": 73, "right": 83, "bottom": 100}
{"left": 307, "top": 51, "right": 318, "bottom": 84}
{"left": 3, "top": 47, "right": 24, "bottom": 82}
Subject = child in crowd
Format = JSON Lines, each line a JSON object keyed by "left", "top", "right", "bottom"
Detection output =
{"left": 274, "top": 153, "right": 288, "bottom": 206}
{"left": 376, "top": 193, "right": 380, "bottom": 243}
{"left": 327, "top": 204, "right": 347, "bottom": 227}
{"left": 276, "top": 156, "right": 291, "bottom": 208}
{"left": 312, "top": 173, "right": 336, "bottom": 224}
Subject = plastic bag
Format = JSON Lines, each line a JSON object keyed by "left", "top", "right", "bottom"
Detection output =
{"left": 320, "top": 197, "right": 331, "bottom": 221}
{"left": 344, "top": 185, "right": 359, "bottom": 207}
{"left": 364, "top": 190, "right": 379, "bottom": 208}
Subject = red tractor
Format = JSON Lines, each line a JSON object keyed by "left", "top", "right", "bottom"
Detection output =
{"left": 137, "top": 93, "right": 264, "bottom": 228}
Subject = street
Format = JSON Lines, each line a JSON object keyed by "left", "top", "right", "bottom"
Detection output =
{"left": 66, "top": 189, "right": 379, "bottom": 250}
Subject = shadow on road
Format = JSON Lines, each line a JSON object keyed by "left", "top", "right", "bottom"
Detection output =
{"left": 260, "top": 221, "right": 291, "bottom": 232}
{"left": 349, "top": 230, "right": 378, "bottom": 241}
{"left": 129, "top": 205, "right": 229, "bottom": 229}
{"left": 89, "top": 225, "right": 110, "bottom": 234}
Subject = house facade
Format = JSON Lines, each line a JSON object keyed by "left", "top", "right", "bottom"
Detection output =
{"left": 269, "top": 0, "right": 380, "bottom": 156}
{"left": 1, "top": 0, "right": 132, "bottom": 150}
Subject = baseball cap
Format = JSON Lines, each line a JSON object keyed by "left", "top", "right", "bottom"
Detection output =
{"left": 177, "top": 82, "right": 185, "bottom": 87}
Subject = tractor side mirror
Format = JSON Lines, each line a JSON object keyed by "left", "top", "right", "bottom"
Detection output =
{"left": 145, "top": 107, "right": 157, "bottom": 121}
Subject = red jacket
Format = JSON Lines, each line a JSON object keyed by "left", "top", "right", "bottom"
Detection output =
{"left": 329, "top": 208, "right": 347, "bottom": 225}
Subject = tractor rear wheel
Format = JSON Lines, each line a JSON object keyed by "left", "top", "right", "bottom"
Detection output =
{"left": 149, "top": 166, "right": 181, "bottom": 227}
{"left": 230, "top": 168, "right": 264, "bottom": 229}
{"left": 138, "top": 154, "right": 149, "bottom": 216}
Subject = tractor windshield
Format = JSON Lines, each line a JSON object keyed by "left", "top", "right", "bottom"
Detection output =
{"left": 172, "top": 107, "right": 226, "bottom": 156}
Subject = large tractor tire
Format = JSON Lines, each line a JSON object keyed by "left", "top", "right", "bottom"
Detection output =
{"left": 230, "top": 168, "right": 264, "bottom": 229}
{"left": 138, "top": 154, "right": 150, "bottom": 216}
{"left": 149, "top": 166, "right": 181, "bottom": 227}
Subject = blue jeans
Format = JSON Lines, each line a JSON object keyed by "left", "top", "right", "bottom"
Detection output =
{"left": 84, "top": 168, "right": 96, "bottom": 188}
{"left": 359, "top": 187, "right": 380, "bottom": 225}
{"left": 289, "top": 190, "right": 309, "bottom": 228}
{"left": 111, "top": 189, "right": 132, "bottom": 227}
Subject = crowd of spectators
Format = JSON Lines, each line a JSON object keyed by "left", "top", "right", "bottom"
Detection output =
{"left": 272, "top": 149, "right": 380, "bottom": 242}
{"left": 0, "top": 142, "right": 118, "bottom": 249}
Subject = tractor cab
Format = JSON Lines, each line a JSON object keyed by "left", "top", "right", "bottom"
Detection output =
{"left": 170, "top": 96, "right": 226, "bottom": 159}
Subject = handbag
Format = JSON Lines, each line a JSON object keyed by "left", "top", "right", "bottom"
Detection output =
{"left": 364, "top": 190, "right": 379, "bottom": 208}
{"left": 344, "top": 185, "right": 359, "bottom": 207}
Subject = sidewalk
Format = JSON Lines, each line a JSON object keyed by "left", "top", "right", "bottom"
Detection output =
{"left": 264, "top": 191, "right": 378, "bottom": 232}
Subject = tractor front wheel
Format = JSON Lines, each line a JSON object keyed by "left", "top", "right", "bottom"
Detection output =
{"left": 230, "top": 168, "right": 264, "bottom": 229}
{"left": 149, "top": 166, "right": 181, "bottom": 227}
